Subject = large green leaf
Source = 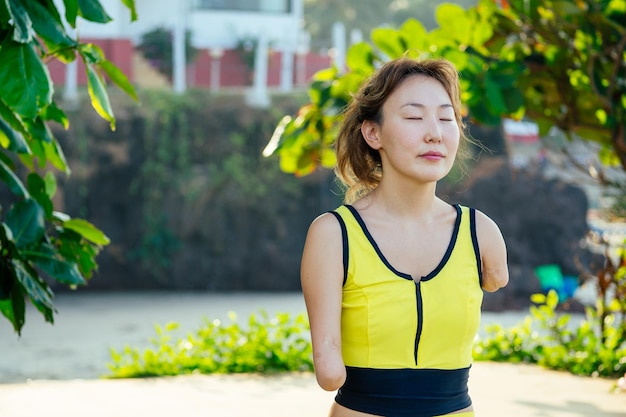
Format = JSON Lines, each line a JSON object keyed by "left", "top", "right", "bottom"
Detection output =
{"left": 63, "top": 218, "right": 111, "bottom": 245}
{"left": 27, "top": 173, "right": 53, "bottom": 219}
{"left": 77, "top": 0, "right": 112, "bottom": 23}
{"left": 6, "top": 0, "right": 32, "bottom": 43}
{"left": 99, "top": 60, "right": 138, "bottom": 101}
{"left": 41, "top": 101, "right": 69, "bottom": 129}
{"left": 43, "top": 135, "right": 70, "bottom": 173}
{"left": 0, "top": 158, "right": 28, "bottom": 197}
{"left": 28, "top": 243, "right": 85, "bottom": 286}
{"left": 23, "top": 0, "right": 76, "bottom": 49}
{"left": 0, "top": 283, "right": 25, "bottom": 335}
{"left": 0, "top": 118, "right": 28, "bottom": 154}
{"left": 436, "top": 3, "right": 471, "bottom": 45}
{"left": 79, "top": 42, "right": 105, "bottom": 64}
{"left": 346, "top": 42, "right": 376, "bottom": 74}
{"left": 6, "top": 198, "right": 45, "bottom": 247}
{"left": 399, "top": 19, "right": 431, "bottom": 53}
{"left": 63, "top": 0, "right": 78, "bottom": 27}
{"left": 84, "top": 61, "right": 116, "bottom": 129}
{"left": 0, "top": 98, "right": 29, "bottom": 138}
{"left": 371, "top": 27, "right": 406, "bottom": 59}
{"left": 14, "top": 260, "right": 55, "bottom": 323}
{"left": 120, "top": 0, "right": 137, "bottom": 21}
{"left": 0, "top": 41, "right": 53, "bottom": 120}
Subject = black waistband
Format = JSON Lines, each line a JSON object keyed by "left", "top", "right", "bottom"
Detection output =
{"left": 335, "top": 366, "right": 471, "bottom": 417}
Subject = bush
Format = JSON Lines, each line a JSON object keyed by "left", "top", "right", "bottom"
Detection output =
{"left": 106, "top": 310, "right": 313, "bottom": 378}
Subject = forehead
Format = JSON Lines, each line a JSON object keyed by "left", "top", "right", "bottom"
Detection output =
{"left": 385, "top": 74, "right": 452, "bottom": 108}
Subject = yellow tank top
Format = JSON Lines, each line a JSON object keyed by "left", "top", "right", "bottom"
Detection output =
{"left": 332, "top": 204, "right": 483, "bottom": 370}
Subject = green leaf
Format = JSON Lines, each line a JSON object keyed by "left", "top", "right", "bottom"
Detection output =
{"left": 120, "top": 0, "right": 137, "bottom": 21}
{"left": 27, "top": 173, "right": 54, "bottom": 219}
{"left": 371, "top": 27, "right": 406, "bottom": 59}
{"left": 41, "top": 101, "right": 69, "bottom": 129}
{"left": 6, "top": 0, "right": 32, "bottom": 43}
{"left": 0, "top": 118, "right": 28, "bottom": 154}
{"left": 77, "top": 0, "right": 112, "bottom": 23}
{"left": 99, "top": 60, "right": 138, "bottom": 101}
{"left": 79, "top": 42, "right": 105, "bottom": 64}
{"left": 0, "top": 97, "right": 29, "bottom": 137}
{"left": 29, "top": 243, "right": 85, "bottom": 286}
{"left": 14, "top": 260, "right": 55, "bottom": 323}
{"left": 0, "top": 283, "right": 25, "bottom": 335}
{"left": 0, "top": 41, "right": 53, "bottom": 120}
{"left": 23, "top": 0, "right": 76, "bottom": 49}
{"left": 484, "top": 72, "right": 508, "bottom": 115}
{"left": 346, "top": 42, "right": 375, "bottom": 74}
{"left": 84, "top": 62, "right": 116, "bottom": 130}
{"left": 530, "top": 293, "right": 546, "bottom": 304}
{"left": 436, "top": 3, "right": 471, "bottom": 45}
{"left": 0, "top": 158, "right": 28, "bottom": 197}
{"left": 6, "top": 198, "right": 45, "bottom": 247}
{"left": 63, "top": 218, "right": 111, "bottom": 245}
{"left": 44, "top": 171, "right": 57, "bottom": 198}
{"left": 43, "top": 137, "right": 70, "bottom": 173}
{"left": 63, "top": 0, "right": 78, "bottom": 27}
{"left": 399, "top": 18, "right": 430, "bottom": 53}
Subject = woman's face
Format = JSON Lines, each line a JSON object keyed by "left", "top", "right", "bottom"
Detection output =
{"left": 362, "top": 74, "right": 460, "bottom": 184}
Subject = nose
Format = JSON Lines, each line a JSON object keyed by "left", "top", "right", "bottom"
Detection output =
{"left": 424, "top": 117, "right": 443, "bottom": 143}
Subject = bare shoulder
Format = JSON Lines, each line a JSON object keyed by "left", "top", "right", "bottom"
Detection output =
{"left": 474, "top": 209, "right": 509, "bottom": 292}
{"left": 301, "top": 211, "right": 344, "bottom": 284}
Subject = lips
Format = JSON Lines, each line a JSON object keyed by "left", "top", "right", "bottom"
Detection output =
{"left": 420, "top": 151, "right": 444, "bottom": 160}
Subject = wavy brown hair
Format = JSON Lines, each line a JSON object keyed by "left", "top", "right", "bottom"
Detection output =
{"left": 334, "top": 56, "right": 468, "bottom": 203}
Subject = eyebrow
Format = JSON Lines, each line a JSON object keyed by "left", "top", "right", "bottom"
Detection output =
{"left": 401, "top": 103, "right": 454, "bottom": 109}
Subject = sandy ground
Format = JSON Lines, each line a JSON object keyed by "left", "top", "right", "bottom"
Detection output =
{"left": 0, "top": 292, "right": 624, "bottom": 417}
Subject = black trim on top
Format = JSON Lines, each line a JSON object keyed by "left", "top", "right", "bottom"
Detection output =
{"left": 469, "top": 208, "right": 483, "bottom": 287}
{"left": 328, "top": 211, "right": 349, "bottom": 287}
{"left": 343, "top": 205, "right": 413, "bottom": 280}
{"left": 421, "top": 204, "right": 462, "bottom": 282}
{"left": 343, "top": 204, "right": 463, "bottom": 282}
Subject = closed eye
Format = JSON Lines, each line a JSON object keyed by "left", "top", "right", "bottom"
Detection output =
{"left": 406, "top": 117, "right": 423, "bottom": 120}
{"left": 440, "top": 118, "right": 454, "bottom": 121}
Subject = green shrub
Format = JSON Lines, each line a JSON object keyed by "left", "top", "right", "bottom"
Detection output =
{"left": 106, "top": 311, "right": 313, "bottom": 378}
{"left": 474, "top": 290, "right": 626, "bottom": 378}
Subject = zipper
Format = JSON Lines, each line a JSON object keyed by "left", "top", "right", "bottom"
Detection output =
{"left": 414, "top": 280, "right": 423, "bottom": 365}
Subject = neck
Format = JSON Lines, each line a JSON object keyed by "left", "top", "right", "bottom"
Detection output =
{"left": 366, "top": 179, "right": 441, "bottom": 220}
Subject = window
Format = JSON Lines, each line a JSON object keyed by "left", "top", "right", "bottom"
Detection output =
{"left": 196, "top": 0, "right": 291, "bottom": 13}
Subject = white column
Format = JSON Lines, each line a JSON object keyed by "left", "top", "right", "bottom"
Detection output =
{"left": 332, "top": 22, "right": 346, "bottom": 73}
{"left": 247, "top": 34, "right": 270, "bottom": 108}
{"left": 63, "top": 24, "right": 78, "bottom": 105}
{"left": 64, "top": 58, "right": 79, "bottom": 105}
{"left": 280, "top": 48, "right": 294, "bottom": 92}
{"left": 173, "top": 0, "right": 187, "bottom": 94}
{"left": 295, "top": 30, "right": 310, "bottom": 87}
{"left": 209, "top": 48, "right": 223, "bottom": 93}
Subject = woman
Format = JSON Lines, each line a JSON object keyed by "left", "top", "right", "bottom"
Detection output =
{"left": 301, "top": 56, "right": 509, "bottom": 417}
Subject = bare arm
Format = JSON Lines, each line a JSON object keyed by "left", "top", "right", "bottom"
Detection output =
{"left": 301, "top": 212, "right": 346, "bottom": 391}
{"left": 476, "top": 210, "right": 509, "bottom": 292}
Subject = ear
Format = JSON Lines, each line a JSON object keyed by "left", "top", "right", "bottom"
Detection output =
{"left": 361, "top": 120, "right": 382, "bottom": 150}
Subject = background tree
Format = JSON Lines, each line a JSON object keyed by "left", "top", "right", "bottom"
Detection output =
{"left": 0, "top": 0, "right": 137, "bottom": 334}
{"left": 303, "top": 0, "right": 477, "bottom": 51}
{"left": 268, "top": 0, "right": 625, "bottom": 190}
{"left": 137, "top": 26, "right": 197, "bottom": 80}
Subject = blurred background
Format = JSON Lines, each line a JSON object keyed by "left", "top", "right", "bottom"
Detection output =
{"left": 2, "top": 0, "right": 625, "bottom": 322}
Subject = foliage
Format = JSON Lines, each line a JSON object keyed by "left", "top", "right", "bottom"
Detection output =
{"left": 474, "top": 239, "right": 626, "bottom": 378}
{"left": 303, "top": 0, "right": 477, "bottom": 50}
{"left": 106, "top": 311, "right": 313, "bottom": 378}
{"left": 268, "top": 0, "right": 626, "bottom": 178}
{"left": 137, "top": 27, "right": 198, "bottom": 80}
{"left": 0, "top": 0, "right": 137, "bottom": 335}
